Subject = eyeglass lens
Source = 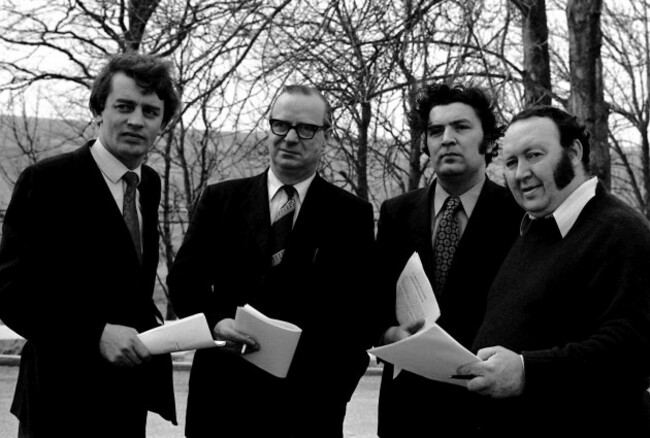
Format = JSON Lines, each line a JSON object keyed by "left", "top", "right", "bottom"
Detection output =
{"left": 271, "top": 120, "right": 319, "bottom": 139}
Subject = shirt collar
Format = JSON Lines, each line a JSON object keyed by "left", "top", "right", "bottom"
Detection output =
{"left": 90, "top": 139, "right": 142, "bottom": 184}
{"left": 519, "top": 176, "right": 598, "bottom": 237}
{"left": 267, "top": 168, "right": 315, "bottom": 202}
{"left": 434, "top": 173, "right": 486, "bottom": 217}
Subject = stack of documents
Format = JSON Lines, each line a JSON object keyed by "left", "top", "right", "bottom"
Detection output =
{"left": 235, "top": 304, "right": 302, "bottom": 378}
{"left": 138, "top": 313, "right": 225, "bottom": 355}
{"left": 368, "top": 252, "right": 479, "bottom": 387}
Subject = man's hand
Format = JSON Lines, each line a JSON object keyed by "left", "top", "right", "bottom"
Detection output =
{"left": 213, "top": 318, "right": 259, "bottom": 355}
{"left": 381, "top": 319, "right": 425, "bottom": 345}
{"left": 456, "top": 345, "right": 525, "bottom": 398}
{"left": 99, "top": 323, "right": 151, "bottom": 367}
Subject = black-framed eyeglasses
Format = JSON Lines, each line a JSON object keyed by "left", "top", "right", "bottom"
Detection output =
{"left": 269, "top": 119, "right": 328, "bottom": 140}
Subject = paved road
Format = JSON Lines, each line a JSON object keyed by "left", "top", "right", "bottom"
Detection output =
{"left": 0, "top": 365, "right": 380, "bottom": 438}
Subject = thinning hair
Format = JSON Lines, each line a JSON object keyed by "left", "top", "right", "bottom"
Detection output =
{"left": 509, "top": 105, "right": 591, "bottom": 169}
{"left": 269, "top": 85, "right": 333, "bottom": 128}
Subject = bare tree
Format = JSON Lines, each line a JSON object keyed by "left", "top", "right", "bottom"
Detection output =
{"left": 511, "top": 0, "right": 553, "bottom": 106}
{"left": 602, "top": 0, "right": 650, "bottom": 218}
{"left": 567, "top": 0, "right": 610, "bottom": 188}
{"left": 0, "top": 0, "right": 289, "bottom": 318}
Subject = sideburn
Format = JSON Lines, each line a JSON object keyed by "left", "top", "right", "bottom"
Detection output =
{"left": 554, "top": 149, "right": 575, "bottom": 189}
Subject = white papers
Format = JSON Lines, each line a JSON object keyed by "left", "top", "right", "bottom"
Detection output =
{"left": 369, "top": 252, "right": 479, "bottom": 386}
{"left": 396, "top": 252, "right": 440, "bottom": 326}
{"left": 370, "top": 324, "right": 478, "bottom": 387}
{"left": 138, "top": 313, "right": 225, "bottom": 355}
{"left": 235, "top": 304, "right": 302, "bottom": 378}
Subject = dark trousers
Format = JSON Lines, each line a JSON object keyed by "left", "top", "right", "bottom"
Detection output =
{"left": 17, "top": 402, "right": 147, "bottom": 438}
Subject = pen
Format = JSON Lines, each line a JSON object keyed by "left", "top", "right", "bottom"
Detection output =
{"left": 312, "top": 248, "right": 319, "bottom": 263}
{"left": 449, "top": 374, "right": 476, "bottom": 380}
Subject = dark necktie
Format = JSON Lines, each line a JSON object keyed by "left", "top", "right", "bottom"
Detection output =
{"left": 433, "top": 196, "right": 462, "bottom": 294}
{"left": 271, "top": 185, "right": 296, "bottom": 267}
{"left": 123, "top": 171, "right": 142, "bottom": 263}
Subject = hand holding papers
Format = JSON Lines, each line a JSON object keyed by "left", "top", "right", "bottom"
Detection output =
{"left": 234, "top": 305, "right": 302, "bottom": 378}
{"left": 369, "top": 252, "right": 479, "bottom": 387}
{"left": 138, "top": 313, "right": 225, "bottom": 355}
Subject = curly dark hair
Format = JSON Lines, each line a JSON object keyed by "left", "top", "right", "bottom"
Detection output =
{"left": 509, "top": 105, "right": 590, "bottom": 169}
{"left": 409, "top": 83, "right": 503, "bottom": 165}
{"left": 89, "top": 52, "right": 180, "bottom": 128}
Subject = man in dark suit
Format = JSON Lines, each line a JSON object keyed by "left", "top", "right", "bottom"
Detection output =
{"left": 167, "top": 85, "right": 376, "bottom": 437}
{"left": 375, "top": 83, "right": 522, "bottom": 436}
{"left": 458, "top": 106, "right": 650, "bottom": 436}
{"left": 0, "top": 52, "right": 180, "bottom": 437}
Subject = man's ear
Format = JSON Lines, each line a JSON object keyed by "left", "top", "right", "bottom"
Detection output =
{"left": 568, "top": 139, "right": 583, "bottom": 165}
{"left": 484, "top": 142, "right": 495, "bottom": 157}
{"left": 422, "top": 136, "right": 430, "bottom": 157}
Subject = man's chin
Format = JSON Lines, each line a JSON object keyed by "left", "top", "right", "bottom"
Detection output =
{"left": 276, "top": 156, "right": 305, "bottom": 169}
{"left": 436, "top": 166, "right": 466, "bottom": 179}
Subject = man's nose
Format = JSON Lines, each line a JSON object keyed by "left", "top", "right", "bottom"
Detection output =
{"left": 516, "top": 160, "right": 531, "bottom": 180}
{"left": 284, "top": 127, "right": 300, "bottom": 142}
{"left": 441, "top": 126, "right": 455, "bottom": 145}
{"left": 127, "top": 109, "right": 144, "bottom": 128}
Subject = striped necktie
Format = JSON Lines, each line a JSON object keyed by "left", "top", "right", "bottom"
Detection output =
{"left": 270, "top": 185, "right": 296, "bottom": 267}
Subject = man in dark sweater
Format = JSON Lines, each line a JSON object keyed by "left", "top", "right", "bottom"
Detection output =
{"left": 458, "top": 106, "right": 650, "bottom": 436}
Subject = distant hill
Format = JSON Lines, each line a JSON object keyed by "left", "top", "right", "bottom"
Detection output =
{"left": 0, "top": 114, "right": 271, "bottom": 211}
{"left": 0, "top": 114, "right": 95, "bottom": 209}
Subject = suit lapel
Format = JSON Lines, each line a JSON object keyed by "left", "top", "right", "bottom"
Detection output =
{"left": 72, "top": 143, "right": 148, "bottom": 268}
{"left": 242, "top": 172, "right": 273, "bottom": 261}
{"left": 444, "top": 178, "right": 498, "bottom": 292}
{"left": 455, "top": 178, "right": 496, "bottom": 254}
{"left": 281, "top": 174, "right": 324, "bottom": 266}
{"left": 408, "top": 182, "right": 436, "bottom": 281}
{"left": 138, "top": 168, "right": 160, "bottom": 270}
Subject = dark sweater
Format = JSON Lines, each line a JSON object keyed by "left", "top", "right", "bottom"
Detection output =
{"left": 473, "top": 184, "right": 650, "bottom": 436}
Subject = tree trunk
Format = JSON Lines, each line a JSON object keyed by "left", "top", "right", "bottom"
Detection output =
{"left": 160, "top": 128, "right": 177, "bottom": 321}
{"left": 125, "top": 0, "right": 161, "bottom": 51}
{"left": 512, "top": 0, "right": 552, "bottom": 106}
{"left": 567, "top": 0, "right": 610, "bottom": 188}
{"left": 407, "top": 85, "right": 424, "bottom": 192}
{"left": 357, "top": 100, "right": 371, "bottom": 201}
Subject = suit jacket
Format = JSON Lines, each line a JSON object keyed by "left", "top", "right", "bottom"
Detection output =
{"left": 167, "top": 170, "right": 376, "bottom": 437}
{"left": 0, "top": 142, "right": 175, "bottom": 437}
{"left": 375, "top": 177, "right": 522, "bottom": 437}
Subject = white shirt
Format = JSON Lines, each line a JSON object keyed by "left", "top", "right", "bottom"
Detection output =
{"left": 520, "top": 176, "right": 598, "bottom": 238}
{"left": 432, "top": 174, "right": 486, "bottom": 237}
{"left": 267, "top": 169, "right": 316, "bottom": 224}
{"left": 90, "top": 139, "right": 143, "bottom": 248}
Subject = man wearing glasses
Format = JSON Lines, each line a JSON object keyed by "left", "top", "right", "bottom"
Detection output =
{"left": 167, "top": 85, "right": 376, "bottom": 437}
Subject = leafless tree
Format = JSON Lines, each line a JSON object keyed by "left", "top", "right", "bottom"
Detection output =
{"left": 567, "top": 0, "right": 610, "bottom": 188}
{"left": 602, "top": 0, "right": 650, "bottom": 217}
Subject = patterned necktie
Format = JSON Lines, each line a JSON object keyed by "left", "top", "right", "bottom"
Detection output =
{"left": 270, "top": 185, "right": 296, "bottom": 267}
{"left": 122, "top": 171, "right": 142, "bottom": 263}
{"left": 433, "top": 196, "right": 461, "bottom": 294}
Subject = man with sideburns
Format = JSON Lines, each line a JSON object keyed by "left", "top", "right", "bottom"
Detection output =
{"left": 458, "top": 105, "right": 650, "bottom": 436}
{"left": 375, "top": 83, "right": 521, "bottom": 436}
